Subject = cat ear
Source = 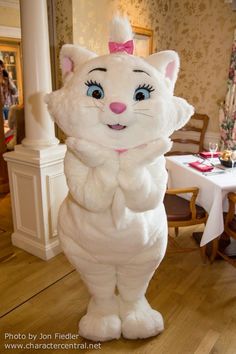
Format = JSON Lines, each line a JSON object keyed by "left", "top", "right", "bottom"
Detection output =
{"left": 145, "top": 50, "right": 180, "bottom": 92}
{"left": 60, "top": 44, "right": 97, "bottom": 82}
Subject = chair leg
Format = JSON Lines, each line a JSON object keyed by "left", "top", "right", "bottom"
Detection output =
{"left": 168, "top": 234, "right": 199, "bottom": 253}
{"left": 168, "top": 235, "right": 182, "bottom": 249}
{"left": 175, "top": 227, "right": 179, "bottom": 237}
{"left": 217, "top": 250, "right": 236, "bottom": 268}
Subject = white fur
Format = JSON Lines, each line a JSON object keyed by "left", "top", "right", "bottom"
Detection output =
{"left": 60, "top": 44, "right": 97, "bottom": 82}
{"left": 119, "top": 296, "right": 164, "bottom": 339}
{"left": 146, "top": 50, "right": 180, "bottom": 92}
{"left": 46, "top": 16, "right": 194, "bottom": 342}
{"left": 109, "top": 15, "right": 133, "bottom": 42}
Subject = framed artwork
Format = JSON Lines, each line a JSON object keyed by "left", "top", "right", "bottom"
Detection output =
{"left": 132, "top": 26, "right": 153, "bottom": 57}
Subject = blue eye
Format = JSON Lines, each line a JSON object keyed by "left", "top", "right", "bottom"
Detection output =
{"left": 85, "top": 80, "right": 104, "bottom": 99}
{"left": 134, "top": 84, "right": 154, "bottom": 101}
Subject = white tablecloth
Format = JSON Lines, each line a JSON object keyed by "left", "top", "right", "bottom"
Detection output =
{"left": 166, "top": 155, "right": 236, "bottom": 246}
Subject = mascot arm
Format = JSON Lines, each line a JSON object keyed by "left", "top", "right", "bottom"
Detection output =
{"left": 64, "top": 150, "right": 118, "bottom": 212}
{"left": 118, "top": 140, "right": 170, "bottom": 212}
{"left": 118, "top": 160, "right": 168, "bottom": 212}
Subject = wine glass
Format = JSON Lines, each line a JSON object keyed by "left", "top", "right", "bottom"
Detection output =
{"left": 209, "top": 142, "right": 218, "bottom": 161}
{"left": 230, "top": 150, "right": 236, "bottom": 172}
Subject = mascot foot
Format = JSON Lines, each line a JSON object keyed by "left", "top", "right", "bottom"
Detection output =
{"left": 79, "top": 313, "right": 121, "bottom": 341}
{"left": 78, "top": 296, "right": 121, "bottom": 341}
{"left": 119, "top": 296, "right": 164, "bottom": 339}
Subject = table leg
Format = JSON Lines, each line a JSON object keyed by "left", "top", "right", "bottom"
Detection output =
{"left": 200, "top": 245, "right": 207, "bottom": 264}
{"left": 210, "top": 237, "right": 220, "bottom": 263}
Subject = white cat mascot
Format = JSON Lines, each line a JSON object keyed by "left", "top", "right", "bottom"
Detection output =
{"left": 46, "top": 16, "right": 194, "bottom": 341}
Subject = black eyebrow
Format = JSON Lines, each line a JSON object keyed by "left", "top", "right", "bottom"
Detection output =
{"left": 133, "top": 69, "right": 151, "bottom": 77}
{"left": 88, "top": 67, "right": 107, "bottom": 73}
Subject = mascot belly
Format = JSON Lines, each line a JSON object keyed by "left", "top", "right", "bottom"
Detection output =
{"left": 46, "top": 16, "right": 194, "bottom": 341}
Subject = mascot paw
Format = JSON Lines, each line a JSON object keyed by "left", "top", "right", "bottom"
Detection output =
{"left": 66, "top": 137, "right": 119, "bottom": 169}
{"left": 122, "top": 308, "right": 164, "bottom": 339}
{"left": 120, "top": 137, "right": 172, "bottom": 169}
{"left": 79, "top": 313, "right": 121, "bottom": 342}
{"left": 119, "top": 296, "right": 164, "bottom": 339}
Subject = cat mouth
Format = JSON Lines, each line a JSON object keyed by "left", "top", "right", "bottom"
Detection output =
{"left": 107, "top": 124, "right": 126, "bottom": 130}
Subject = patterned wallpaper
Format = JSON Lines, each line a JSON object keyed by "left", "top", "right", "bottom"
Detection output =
{"left": 49, "top": 0, "right": 73, "bottom": 141}
{"left": 72, "top": 0, "right": 170, "bottom": 54}
{"left": 165, "top": 0, "right": 236, "bottom": 134}
{"left": 55, "top": 0, "right": 236, "bottom": 135}
{"left": 53, "top": 0, "right": 73, "bottom": 88}
{"left": 54, "top": 0, "right": 73, "bottom": 50}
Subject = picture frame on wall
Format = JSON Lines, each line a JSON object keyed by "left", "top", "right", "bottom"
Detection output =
{"left": 132, "top": 26, "right": 153, "bottom": 57}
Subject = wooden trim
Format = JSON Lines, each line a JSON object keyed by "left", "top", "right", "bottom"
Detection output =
{"left": 132, "top": 26, "right": 153, "bottom": 55}
{"left": 0, "top": 26, "right": 21, "bottom": 39}
{"left": 167, "top": 113, "right": 210, "bottom": 155}
{"left": 173, "top": 138, "right": 202, "bottom": 145}
{"left": 165, "top": 187, "right": 208, "bottom": 228}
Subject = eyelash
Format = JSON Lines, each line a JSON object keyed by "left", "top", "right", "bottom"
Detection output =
{"left": 85, "top": 80, "right": 102, "bottom": 89}
{"left": 84, "top": 80, "right": 154, "bottom": 96}
{"left": 136, "top": 83, "right": 155, "bottom": 93}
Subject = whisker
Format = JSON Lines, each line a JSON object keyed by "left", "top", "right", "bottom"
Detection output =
{"left": 93, "top": 99, "right": 105, "bottom": 112}
{"left": 83, "top": 105, "right": 100, "bottom": 108}
{"left": 134, "top": 112, "right": 154, "bottom": 118}
{"left": 134, "top": 108, "right": 151, "bottom": 111}
{"left": 93, "top": 97, "right": 105, "bottom": 106}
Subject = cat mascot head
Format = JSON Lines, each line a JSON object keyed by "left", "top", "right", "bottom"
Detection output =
{"left": 46, "top": 16, "right": 194, "bottom": 151}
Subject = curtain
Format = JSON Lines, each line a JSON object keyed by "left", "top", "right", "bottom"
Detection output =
{"left": 219, "top": 30, "right": 236, "bottom": 149}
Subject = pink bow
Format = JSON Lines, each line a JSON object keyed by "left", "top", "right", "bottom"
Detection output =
{"left": 108, "top": 40, "right": 134, "bottom": 55}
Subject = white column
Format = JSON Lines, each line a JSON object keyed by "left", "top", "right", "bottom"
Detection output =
{"left": 4, "top": 0, "right": 68, "bottom": 260}
{"left": 20, "top": 0, "right": 58, "bottom": 148}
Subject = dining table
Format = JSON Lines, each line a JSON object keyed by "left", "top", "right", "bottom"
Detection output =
{"left": 165, "top": 154, "right": 236, "bottom": 259}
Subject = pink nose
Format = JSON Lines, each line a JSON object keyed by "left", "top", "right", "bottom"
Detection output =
{"left": 109, "top": 102, "right": 127, "bottom": 114}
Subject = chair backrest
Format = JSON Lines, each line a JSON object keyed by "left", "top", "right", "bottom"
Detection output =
{"left": 225, "top": 192, "right": 236, "bottom": 240}
{"left": 167, "top": 113, "right": 209, "bottom": 155}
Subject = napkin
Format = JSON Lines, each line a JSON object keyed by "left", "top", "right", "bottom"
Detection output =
{"left": 199, "top": 151, "right": 221, "bottom": 158}
{"left": 189, "top": 161, "right": 214, "bottom": 172}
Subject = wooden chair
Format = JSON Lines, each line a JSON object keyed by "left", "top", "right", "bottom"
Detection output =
{"left": 164, "top": 187, "right": 208, "bottom": 259}
{"left": 216, "top": 192, "right": 236, "bottom": 267}
{"left": 167, "top": 113, "right": 209, "bottom": 155}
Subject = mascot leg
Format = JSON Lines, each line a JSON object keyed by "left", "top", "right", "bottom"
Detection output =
{"left": 117, "top": 259, "right": 164, "bottom": 339}
{"left": 77, "top": 262, "right": 121, "bottom": 342}
{"left": 60, "top": 236, "right": 121, "bottom": 341}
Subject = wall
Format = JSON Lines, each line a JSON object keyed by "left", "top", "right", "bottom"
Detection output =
{"left": 72, "top": 0, "right": 170, "bottom": 54}
{"left": 0, "top": 6, "right": 20, "bottom": 28}
{"left": 47, "top": 0, "right": 73, "bottom": 141}
{"left": 47, "top": 0, "right": 73, "bottom": 89}
{"left": 165, "top": 0, "right": 236, "bottom": 134}
{"left": 72, "top": 0, "right": 113, "bottom": 54}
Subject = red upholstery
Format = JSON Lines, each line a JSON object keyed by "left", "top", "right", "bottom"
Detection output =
{"left": 164, "top": 194, "right": 207, "bottom": 222}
